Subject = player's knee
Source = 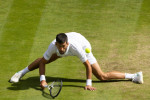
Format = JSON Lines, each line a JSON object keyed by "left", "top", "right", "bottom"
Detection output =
{"left": 37, "top": 58, "right": 42, "bottom": 61}
{"left": 98, "top": 73, "right": 109, "bottom": 81}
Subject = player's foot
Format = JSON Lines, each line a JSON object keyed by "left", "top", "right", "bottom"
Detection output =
{"left": 132, "top": 71, "right": 143, "bottom": 84}
{"left": 9, "top": 71, "right": 24, "bottom": 83}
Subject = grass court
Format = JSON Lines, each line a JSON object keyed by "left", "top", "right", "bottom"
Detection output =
{"left": 0, "top": 0, "right": 150, "bottom": 100}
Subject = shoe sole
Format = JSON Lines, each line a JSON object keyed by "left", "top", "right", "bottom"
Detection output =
{"left": 139, "top": 71, "right": 144, "bottom": 84}
{"left": 9, "top": 79, "right": 19, "bottom": 83}
{"left": 9, "top": 72, "right": 24, "bottom": 83}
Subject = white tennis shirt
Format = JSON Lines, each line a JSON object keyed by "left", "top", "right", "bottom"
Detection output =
{"left": 43, "top": 32, "right": 92, "bottom": 63}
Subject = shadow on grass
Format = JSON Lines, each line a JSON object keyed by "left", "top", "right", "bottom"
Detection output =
{"left": 7, "top": 76, "right": 130, "bottom": 99}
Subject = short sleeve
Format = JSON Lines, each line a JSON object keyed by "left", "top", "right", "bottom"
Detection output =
{"left": 43, "top": 43, "right": 56, "bottom": 60}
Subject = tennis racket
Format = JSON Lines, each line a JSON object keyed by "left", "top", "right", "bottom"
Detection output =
{"left": 44, "top": 80, "right": 63, "bottom": 98}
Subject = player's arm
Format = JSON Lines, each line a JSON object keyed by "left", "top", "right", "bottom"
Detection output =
{"left": 39, "top": 57, "right": 47, "bottom": 75}
{"left": 71, "top": 44, "right": 96, "bottom": 91}
{"left": 39, "top": 57, "right": 48, "bottom": 89}
{"left": 40, "top": 42, "right": 56, "bottom": 89}
{"left": 83, "top": 60, "right": 96, "bottom": 91}
{"left": 83, "top": 60, "right": 92, "bottom": 80}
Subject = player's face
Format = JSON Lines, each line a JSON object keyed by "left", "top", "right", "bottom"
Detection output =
{"left": 56, "top": 42, "right": 69, "bottom": 54}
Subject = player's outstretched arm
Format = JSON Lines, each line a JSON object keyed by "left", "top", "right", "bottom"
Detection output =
{"left": 83, "top": 60, "right": 96, "bottom": 91}
{"left": 39, "top": 57, "right": 48, "bottom": 89}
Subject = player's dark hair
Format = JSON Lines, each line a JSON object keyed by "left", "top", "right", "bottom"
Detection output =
{"left": 56, "top": 33, "right": 68, "bottom": 44}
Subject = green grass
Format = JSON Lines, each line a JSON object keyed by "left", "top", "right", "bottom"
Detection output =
{"left": 0, "top": 0, "right": 150, "bottom": 100}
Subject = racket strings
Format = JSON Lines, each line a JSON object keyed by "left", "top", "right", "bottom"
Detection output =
{"left": 51, "top": 82, "right": 62, "bottom": 97}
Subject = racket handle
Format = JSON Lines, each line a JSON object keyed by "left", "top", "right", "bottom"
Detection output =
{"left": 44, "top": 85, "right": 48, "bottom": 88}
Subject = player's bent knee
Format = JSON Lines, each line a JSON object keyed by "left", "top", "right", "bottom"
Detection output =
{"left": 37, "top": 58, "right": 42, "bottom": 61}
{"left": 98, "top": 73, "right": 109, "bottom": 81}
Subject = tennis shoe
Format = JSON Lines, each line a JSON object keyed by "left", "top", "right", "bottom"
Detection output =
{"left": 9, "top": 71, "right": 24, "bottom": 83}
{"left": 132, "top": 71, "right": 143, "bottom": 84}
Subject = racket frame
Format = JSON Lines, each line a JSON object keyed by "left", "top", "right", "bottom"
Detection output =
{"left": 44, "top": 80, "right": 62, "bottom": 98}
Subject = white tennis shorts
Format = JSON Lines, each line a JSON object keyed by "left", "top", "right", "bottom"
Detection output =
{"left": 86, "top": 51, "right": 97, "bottom": 65}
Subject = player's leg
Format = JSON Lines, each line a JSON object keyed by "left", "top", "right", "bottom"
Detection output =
{"left": 91, "top": 62, "right": 143, "bottom": 84}
{"left": 86, "top": 51, "right": 143, "bottom": 83}
{"left": 28, "top": 54, "right": 61, "bottom": 71}
{"left": 91, "top": 62, "right": 125, "bottom": 80}
{"left": 10, "top": 54, "right": 60, "bottom": 83}
{"left": 28, "top": 58, "right": 42, "bottom": 71}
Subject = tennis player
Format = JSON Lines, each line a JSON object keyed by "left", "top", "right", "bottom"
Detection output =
{"left": 10, "top": 32, "right": 143, "bottom": 91}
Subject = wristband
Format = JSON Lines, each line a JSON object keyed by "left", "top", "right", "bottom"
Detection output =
{"left": 86, "top": 79, "right": 92, "bottom": 86}
{"left": 40, "top": 75, "right": 46, "bottom": 82}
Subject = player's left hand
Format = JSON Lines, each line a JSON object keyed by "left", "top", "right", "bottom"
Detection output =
{"left": 85, "top": 85, "right": 96, "bottom": 91}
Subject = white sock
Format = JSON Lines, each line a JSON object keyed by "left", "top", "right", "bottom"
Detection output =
{"left": 125, "top": 73, "right": 135, "bottom": 79}
{"left": 20, "top": 66, "right": 30, "bottom": 75}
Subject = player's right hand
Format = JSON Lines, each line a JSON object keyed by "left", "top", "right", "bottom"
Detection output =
{"left": 40, "top": 80, "right": 48, "bottom": 89}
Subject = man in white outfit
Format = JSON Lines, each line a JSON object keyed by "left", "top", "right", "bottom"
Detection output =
{"left": 10, "top": 32, "right": 143, "bottom": 91}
